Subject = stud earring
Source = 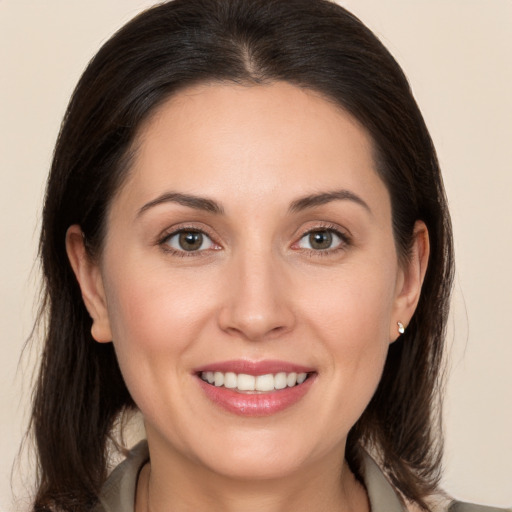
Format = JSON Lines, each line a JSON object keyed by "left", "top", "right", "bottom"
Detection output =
{"left": 397, "top": 321, "right": 405, "bottom": 334}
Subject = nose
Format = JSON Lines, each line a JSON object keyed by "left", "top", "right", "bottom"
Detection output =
{"left": 217, "top": 248, "right": 296, "bottom": 342}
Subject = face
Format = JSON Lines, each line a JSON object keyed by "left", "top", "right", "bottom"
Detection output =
{"left": 68, "top": 82, "right": 426, "bottom": 482}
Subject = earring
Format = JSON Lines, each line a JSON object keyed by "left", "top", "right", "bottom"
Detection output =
{"left": 397, "top": 321, "right": 405, "bottom": 334}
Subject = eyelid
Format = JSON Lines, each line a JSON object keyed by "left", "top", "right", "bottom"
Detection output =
{"left": 155, "top": 221, "right": 351, "bottom": 257}
{"left": 157, "top": 224, "right": 222, "bottom": 255}
{"left": 297, "top": 230, "right": 343, "bottom": 249}
{"left": 291, "top": 223, "right": 352, "bottom": 253}
{"left": 166, "top": 231, "right": 215, "bottom": 251}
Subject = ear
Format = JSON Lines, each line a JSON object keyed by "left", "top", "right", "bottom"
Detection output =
{"left": 65, "top": 225, "right": 112, "bottom": 343}
{"left": 390, "top": 220, "right": 430, "bottom": 342}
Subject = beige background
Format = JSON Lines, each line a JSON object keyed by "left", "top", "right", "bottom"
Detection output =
{"left": 1, "top": 1, "right": 511, "bottom": 510}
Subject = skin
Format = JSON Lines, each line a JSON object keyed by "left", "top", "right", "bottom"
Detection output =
{"left": 67, "top": 82, "right": 429, "bottom": 512}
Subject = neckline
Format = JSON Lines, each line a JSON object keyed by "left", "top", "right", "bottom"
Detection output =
{"left": 95, "top": 440, "right": 406, "bottom": 512}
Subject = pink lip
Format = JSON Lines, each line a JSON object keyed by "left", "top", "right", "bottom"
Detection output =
{"left": 194, "top": 359, "right": 315, "bottom": 376}
{"left": 194, "top": 360, "right": 317, "bottom": 417}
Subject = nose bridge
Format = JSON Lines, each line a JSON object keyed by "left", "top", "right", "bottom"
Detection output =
{"left": 218, "top": 241, "right": 294, "bottom": 341}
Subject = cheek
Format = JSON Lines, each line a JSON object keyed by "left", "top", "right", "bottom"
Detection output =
{"left": 297, "top": 263, "right": 396, "bottom": 419}
{"left": 103, "top": 260, "right": 213, "bottom": 348}
{"left": 315, "top": 287, "right": 392, "bottom": 385}
{"left": 100, "top": 261, "right": 220, "bottom": 403}
{"left": 301, "top": 261, "right": 397, "bottom": 345}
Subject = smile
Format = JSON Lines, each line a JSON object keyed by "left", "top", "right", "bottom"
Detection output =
{"left": 195, "top": 361, "right": 317, "bottom": 416}
{"left": 200, "top": 371, "right": 309, "bottom": 393}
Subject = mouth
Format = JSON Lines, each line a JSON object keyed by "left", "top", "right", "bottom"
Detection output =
{"left": 199, "top": 370, "right": 311, "bottom": 393}
{"left": 195, "top": 361, "right": 317, "bottom": 416}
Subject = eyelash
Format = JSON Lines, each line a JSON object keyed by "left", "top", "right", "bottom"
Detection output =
{"left": 294, "top": 223, "right": 351, "bottom": 257}
{"left": 157, "top": 223, "right": 351, "bottom": 258}
{"left": 157, "top": 225, "right": 220, "bottom": 258}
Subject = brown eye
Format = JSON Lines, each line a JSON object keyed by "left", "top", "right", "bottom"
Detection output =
{"left": 309, "top": 231, "right": 333, "bottom": 250}
{"left": 297, "top": 229, "right": 344, "bottom": 251}
{"left": 179, "top": 232, "right": 203, "bottom": 251}
{"left": 165, "top": 230, "right": 214, "bottom": 252}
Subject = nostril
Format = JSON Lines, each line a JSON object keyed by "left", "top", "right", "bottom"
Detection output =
{"left": 218, "top": 305, "right": 295, "bottom": 342}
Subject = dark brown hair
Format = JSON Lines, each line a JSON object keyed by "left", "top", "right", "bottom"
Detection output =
{"left": 31, "top": 0, "right": 454, "bottom": 510}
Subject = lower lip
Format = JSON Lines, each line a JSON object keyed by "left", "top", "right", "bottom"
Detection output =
{"left": 197, "top": 375, "right": 316, "bottom": 416}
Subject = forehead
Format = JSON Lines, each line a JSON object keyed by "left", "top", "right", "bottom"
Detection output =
{"left": 112, "top": 81, "right": 389, "bottom": 218}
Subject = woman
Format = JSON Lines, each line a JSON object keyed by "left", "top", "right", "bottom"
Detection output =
{"left": 28, "top": 0, "right": 509, "bottom": 511}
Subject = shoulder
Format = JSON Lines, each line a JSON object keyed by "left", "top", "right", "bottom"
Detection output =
{"left": 448, "top": 502, "right": 511, "bottom": 512}
{"left": 406, "top": 486, "right": 511, "bottom": 512}
{"left": 406, "top": 489, "right": 511, "bottom": 512}
{"left": 360, "top": 451, "right": 510, "bottom": 512}
{"left": 405, "top": 493, "right": 511, "bottom": 512}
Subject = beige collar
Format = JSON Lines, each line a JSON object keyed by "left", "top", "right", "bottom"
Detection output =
{"left": 96, "top": 441, "right": 408, "bottom": 512}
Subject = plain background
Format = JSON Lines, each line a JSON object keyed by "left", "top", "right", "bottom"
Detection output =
{"left": 1, "top": 1, "right": 511, "bottom": 510}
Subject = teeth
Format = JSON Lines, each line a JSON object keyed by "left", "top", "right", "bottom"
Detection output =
{"left": 274, "top": 372, "right": 287, "bottom": 390}
{"left": 201, "top": 371, "right": 309, "bottom": 392}
{"left": 297, "top": 373, "right": 307, "bottom": 384}
{"left": 214, "top": 372, "right": 224, "bottom": 387}
{"left": 255, "top": 373, "right": 274, "bottom": 392}
{"left": 237, "top": 373, "right": 256, "bottom": 391}
{"left": 286, "top": 372, "right": 297, "bottom": 387}
{"left": 223, "top": 372, "right": 237, "bottom": 389}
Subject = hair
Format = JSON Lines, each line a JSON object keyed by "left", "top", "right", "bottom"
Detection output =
{"left": 30, "top": 0, "right": 454, "bottom": 510}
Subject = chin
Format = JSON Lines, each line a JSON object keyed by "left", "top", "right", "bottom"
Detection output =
{"left": 188, "top": 426, "right": 339, "bottom": 482}
{"left": 202, "top": 451, "right": 309, "bottom": 482}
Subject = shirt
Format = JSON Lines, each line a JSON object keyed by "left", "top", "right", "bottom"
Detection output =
{"left": 93, "top": 441, "right": 511, "bottom": 512}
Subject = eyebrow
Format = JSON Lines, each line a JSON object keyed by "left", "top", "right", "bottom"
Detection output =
{"left": 137, "top": 188, "right": 371, "bottom": 218}
{"left": 137, "top": 192, "right": 224, "bottom": 217}
{"left": 289, "top": 189, "right": 372, "bottom": 215}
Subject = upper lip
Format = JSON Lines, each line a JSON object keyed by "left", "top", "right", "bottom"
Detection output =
{"left": 194, "top": 359, "right": 316, "bottom": 376}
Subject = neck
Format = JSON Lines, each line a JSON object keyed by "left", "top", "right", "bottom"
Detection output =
{"left": 135, "top": 442, "right": 369, "bottom": 512}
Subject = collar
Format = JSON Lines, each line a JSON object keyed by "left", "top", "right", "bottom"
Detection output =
{"left": 95, "top": 441, "right": 406, "bottom": 512}
{"left": 360, "top": 451, "right": 407, "bottom": 511}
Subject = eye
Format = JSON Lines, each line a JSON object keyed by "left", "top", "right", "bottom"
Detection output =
{"left": 164, "top": 230, "right": 216, "bottom": 253}
{"left": 297, "top": 229, "right": 345, "bottom": 251}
